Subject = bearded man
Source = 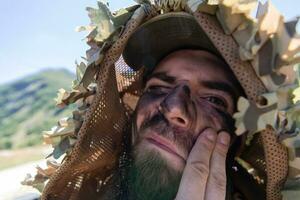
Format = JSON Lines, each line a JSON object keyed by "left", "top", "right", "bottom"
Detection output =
{"left": 123, "top": 13, "right": 251, "bottom": 200}
{"left": 39, "top": 1, "right": 300, "bottom": 200}
{"left": 127, "top": 49, "right": 243, "bottom": 200}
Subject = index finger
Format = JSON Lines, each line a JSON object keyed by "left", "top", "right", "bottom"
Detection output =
{"left": 175, "top": 128, "right": 217, "bottom": 200}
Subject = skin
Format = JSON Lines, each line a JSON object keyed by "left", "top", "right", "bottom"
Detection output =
{"left": 131, "top": 49, "right": 243, "bottom": 200}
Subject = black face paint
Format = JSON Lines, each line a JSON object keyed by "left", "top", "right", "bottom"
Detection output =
{"left": 140, "top": 112, "right": 169, "bottom": 132}
{"left": 136, "top": 88, "right": 238, "bottom": 148}
{"left": 215, "top": 107, "right": 236, "bottom": 137}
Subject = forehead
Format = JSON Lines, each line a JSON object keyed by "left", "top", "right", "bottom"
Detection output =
{"left": 152, "top": 50, "right": 233, "bottom": 83}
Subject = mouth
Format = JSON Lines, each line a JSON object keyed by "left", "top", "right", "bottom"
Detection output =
{"left": 145, "top": 134, "right": 186, "bottom": 162}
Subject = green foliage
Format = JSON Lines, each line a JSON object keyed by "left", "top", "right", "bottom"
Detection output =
{"left": 0, "top": 137, "right": 13, "bottom": 149}
{"left": 0, "top": 69, "right": 75, "bottom": 150}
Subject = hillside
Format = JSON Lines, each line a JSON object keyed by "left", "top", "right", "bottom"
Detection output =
{"left": 0, "top": 69, "right": 75, "bottom": 149}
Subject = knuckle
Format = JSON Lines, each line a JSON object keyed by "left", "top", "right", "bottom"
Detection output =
{"left": 210, "top": 172, "right": 227, "bottom": 191}
{"left": 189, "top": 160, "right": 210, "bottom": 178}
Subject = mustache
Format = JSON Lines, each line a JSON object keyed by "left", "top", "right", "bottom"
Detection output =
{"left": 139, "top": 112, "right": 195, "bottom": 153}
{"left": 140, "top": 112, "right": 169, "bottom": 131}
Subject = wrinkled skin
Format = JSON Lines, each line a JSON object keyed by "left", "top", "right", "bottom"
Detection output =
{"left": 129, "top": 50, "right": 243, "bottom": 200}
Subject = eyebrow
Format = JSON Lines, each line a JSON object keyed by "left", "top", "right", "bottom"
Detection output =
{"left": 201, "top": 80, "right": 238, "bottom": 102}
{"left": 145, "top": 72, "right": 176, "bottom": 84}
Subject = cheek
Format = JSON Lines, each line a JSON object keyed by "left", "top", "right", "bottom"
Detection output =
{"left": 135, "top": 94, "right": 161, "bottom": 131}
{"left": 195, "top": 101, "right": 228, "bottom": 131}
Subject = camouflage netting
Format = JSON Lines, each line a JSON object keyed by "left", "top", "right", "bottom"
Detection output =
{"left": 22, "top": 1, "right": 300, "bottom": 200}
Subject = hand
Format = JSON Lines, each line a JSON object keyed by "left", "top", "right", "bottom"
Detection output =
{"left": 175, "top": 128, "right": 231, "bottom": 200}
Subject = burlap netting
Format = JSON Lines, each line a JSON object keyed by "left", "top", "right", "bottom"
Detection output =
{"left": 193, "top": 12, "right": 289, "bottom": 200}
{"left": 41, "top": 8, "right": 288, "bottom": 200}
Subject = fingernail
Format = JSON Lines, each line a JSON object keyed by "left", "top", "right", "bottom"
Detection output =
{"left": 218, "top": 132, "right": 230, "bottom": 145}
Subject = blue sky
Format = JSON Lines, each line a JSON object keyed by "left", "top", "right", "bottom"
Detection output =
{"left": 0, "top": 0, "right": 299, "bottom": 84}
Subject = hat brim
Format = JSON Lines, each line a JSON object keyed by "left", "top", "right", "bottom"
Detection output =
{"left": 123, "top": 12, "right": 221, "bottom": 71}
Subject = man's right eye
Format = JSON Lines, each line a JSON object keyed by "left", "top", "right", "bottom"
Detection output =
{"left": 145, "top": 86, "right": 170, "bottom": 95}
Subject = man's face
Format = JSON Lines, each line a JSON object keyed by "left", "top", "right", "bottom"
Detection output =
{"left": 129, "top": 50, "right": 241, "bottom": 199}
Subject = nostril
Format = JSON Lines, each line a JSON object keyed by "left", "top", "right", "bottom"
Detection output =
{"left": 174, "top": 117, "right": 186, "bottom": 125}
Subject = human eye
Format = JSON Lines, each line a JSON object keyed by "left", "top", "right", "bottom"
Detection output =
{"left": 202, "top": 96, "right": 228, "bottom": 110}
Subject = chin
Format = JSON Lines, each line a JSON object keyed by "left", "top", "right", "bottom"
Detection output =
{"left": 129, "top": 142, "right": 183, "bottom": 200}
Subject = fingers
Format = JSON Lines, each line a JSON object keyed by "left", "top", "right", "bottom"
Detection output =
{"left": 205, "top": 131, "right": 230, "bottom": 200}
{"left": 175, "top": 128, "right": 217, "bottom": 200}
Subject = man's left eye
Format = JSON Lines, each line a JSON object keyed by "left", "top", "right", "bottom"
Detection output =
{"left": 204, "top": 96, "right": 227, "bottom": 109}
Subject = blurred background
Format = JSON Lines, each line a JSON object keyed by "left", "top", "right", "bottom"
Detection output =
{"left": 0, "top": 0, "right": 298, "bottom": 199}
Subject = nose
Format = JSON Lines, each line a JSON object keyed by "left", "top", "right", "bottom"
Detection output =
{"left": 159, "top": 84, "right": 192, "bottom": 128}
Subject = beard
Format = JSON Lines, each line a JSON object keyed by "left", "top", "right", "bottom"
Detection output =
{"left": 127, "top": 113, "right": 195, "bottom": 200}
{"left": 128, "top": 149, "right": 182, "bottom": 200}
{"left": 126, "top": 100, "right": 238, "bottom": 200}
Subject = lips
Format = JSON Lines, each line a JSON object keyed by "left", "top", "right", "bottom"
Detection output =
{"left": 145, "top": 135, "right": 186, "bottom": 161}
